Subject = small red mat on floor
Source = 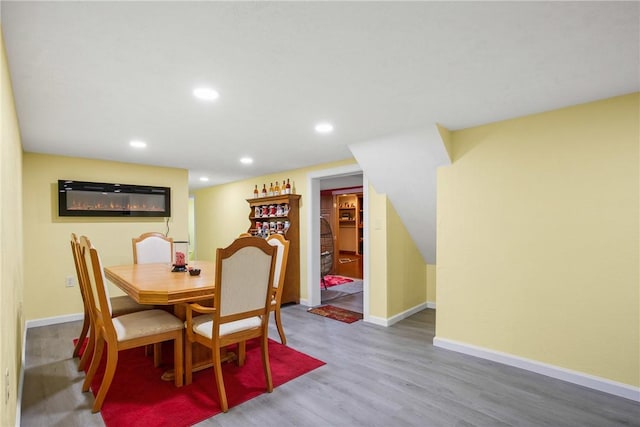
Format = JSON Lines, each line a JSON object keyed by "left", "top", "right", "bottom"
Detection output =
{"left": 321, "top": 274, "right": 354, "bottom": 288}
{"left": 308, "top": 305, "right": 363, "bottom": 323}
{"left": 78, "top": 338, "right": 324, "bottom": 426}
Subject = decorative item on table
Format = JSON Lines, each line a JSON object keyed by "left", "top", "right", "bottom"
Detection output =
{"left": 188, "top": 266, "right": 201, "bottom": 276}
{"left": 172, "top": 240, "right": 189, "bottom": 272}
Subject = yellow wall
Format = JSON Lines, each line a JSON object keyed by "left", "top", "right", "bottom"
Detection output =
{"left": 437, "top": 93, "right": 639, "bottom": 387}
{"left": 386, "top": 199, "right": 427, "bottom": 315}
{"left": 22, "top": 153, "right": 189, "bottom": 320}
{"left": 367, "top": 185, "right": 388, "bottom": 317}
{"left": 0, "top": 27, "right": 24, "bottom": 427}
{"left": 426, "top": 264, "right": 436, "bottom": 304}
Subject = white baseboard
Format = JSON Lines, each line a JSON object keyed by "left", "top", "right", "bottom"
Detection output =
{"left": 426, "top": 301, "right": 436, "bottom": 309}
{"left": 366, "top": 302, "right": 429, "bottom": 327}
{"left": 433, "top": 337, "right": 640, "bottom": 402}
{"left": 25, "top": 312, "right": 84, "bottom": 329}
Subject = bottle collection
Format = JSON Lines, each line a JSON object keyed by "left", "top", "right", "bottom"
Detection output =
{"left": 253, "top": 178, "right": 292, "bottom": 198}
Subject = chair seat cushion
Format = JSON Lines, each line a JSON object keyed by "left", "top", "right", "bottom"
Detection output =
{"left": 189, "top": 314, "right": 261, "bottom": 339}
{"left": 113, "top": 309, "right": 184, "bottom": 342}
{"left": 111, "top": 295, "right": 153, "bottom": 316}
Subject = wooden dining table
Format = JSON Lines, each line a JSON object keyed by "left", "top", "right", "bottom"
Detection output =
{"left": 104, "top": 260, "right": 216, "bottom": 306}
{"left": 104, "top": 260, "right": 224, "bottom": 380}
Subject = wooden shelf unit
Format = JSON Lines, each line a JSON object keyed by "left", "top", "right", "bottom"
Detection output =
{"left": 336, "top": 194, "right": 362, "bottom": 255}
{"left": 246, "top": 194, "right": 301, "bottom": 304}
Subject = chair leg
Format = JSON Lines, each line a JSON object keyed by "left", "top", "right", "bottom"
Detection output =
{"left": 173, "top": 333, "right": 183, "bottom": 387}
{"left": 212, "top": 346, "right": 228, "bottom": 412}
{"left": 237, "top": 341, "right": 246, "bottom": 367}
{"left": 185, "top": 339, "right": 193, "bottom": 385}
{"left": 73, "top": 312, "right": 90, "bottom": 358}
{"left": 82, "top": 335, "right": 104, "bottom": 392}
{"left": 92, "top": 342, "right": 118, "bottom": 413}
{"left": 153, "top": 342, "right": 162, "bottom": 367}
{"left": 274, "top": 307, "right": 287, "bottom": 345}
{"left": 78, "top": 328, "right": 95, "bottom": 372}
{"left": 260, "top": 334, "right": 273, "bottom": 393}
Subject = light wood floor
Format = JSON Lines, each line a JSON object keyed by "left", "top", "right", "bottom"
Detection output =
{"left": 21, "top": 306, "right": 640, "bottom": 426}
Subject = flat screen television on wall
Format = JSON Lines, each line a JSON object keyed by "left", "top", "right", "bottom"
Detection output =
{"left": 58, "top": 180, "right": 171, "bottom": 217}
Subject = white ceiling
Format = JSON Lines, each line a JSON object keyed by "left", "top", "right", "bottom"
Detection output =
{"left": 2, "top": 2, "right": 638, "bottom": 190}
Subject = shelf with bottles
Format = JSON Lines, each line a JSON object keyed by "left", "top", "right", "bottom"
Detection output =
{"left": 252, "top": 179, "right": 293, "bottom": 199}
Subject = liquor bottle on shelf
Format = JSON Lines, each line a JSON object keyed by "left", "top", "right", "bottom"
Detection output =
{"left": 253, "top": 185, "right": 259, "bottom": 198}
{"left": 285, "top": 178, "right": 291, "bottom": 194}
{"left": 274, "top": 181, "right": 280, "bottom": 196}
{"left": 261, "top": 184, "right": 267, "bottom": 197}
{"left": 268, "top": 182, "right": 274, "bottom": 197}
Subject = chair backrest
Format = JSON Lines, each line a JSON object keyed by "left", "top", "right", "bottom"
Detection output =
{"left": 214, "top": 237, "right": 276, "bottom": 322}
{"left": 132, "top": 232, "right": 173, "bottom": 264}
{"left": 70, "top": 233, "right": 88, "bottom": 306}
{"left": 266, "top": 234, "right": 290, "bottom": 299}
{"left": 79, "top": 235, "right": 116, "bottom": 332}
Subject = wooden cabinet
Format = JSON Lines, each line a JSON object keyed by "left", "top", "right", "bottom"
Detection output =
{"left": 336, "top": 194, "right": 362, "bottom": 255}
{"left": 246, "top": 194, "right": 301, "bottom": 304}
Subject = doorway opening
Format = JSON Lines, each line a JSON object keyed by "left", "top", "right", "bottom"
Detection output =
{"left": 306, "top": 164, "right": 369, "bottom": 320}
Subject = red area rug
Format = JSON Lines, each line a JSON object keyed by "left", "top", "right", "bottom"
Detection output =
{"left": 78, "top": 338, "right": 324, "bottom": 426}
{"left": 308, "top": 305, "right": 363, "bottom": 323}
{"left": 321, "top": 274, "right": 354, "bottom": 288}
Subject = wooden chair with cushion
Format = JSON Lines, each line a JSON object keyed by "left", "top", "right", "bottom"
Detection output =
{"left": 132, "top": 231, "right": 174, "bottom": 363}
{"left": 132, "top": 232, "right": 173, "bottom": 264}
{"left": 78, "top": 235, "right": 184, "bottom": 413}
{"left": 70, "top": 234, "right": 154, "bottom": 371}
{"left": 266, "top": 234, "right": 290, "bottom": 345}
{"left": 184, "top": 236, "right": 277, "bottom": 412}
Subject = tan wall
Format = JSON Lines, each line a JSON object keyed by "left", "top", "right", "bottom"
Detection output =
{"left": 437, "top": 93, "right": 640, "bottom": 386}
{"left": 0, "top": 28, "right": 24, "bottom": 427}
{"left": 22, "top": 153, "right": 189, "bottom": 320}
{"left": 426, "top": 264, "right": 436, "bottom": 304}
{"left": 387, "top": 199, "right": 427, "bottom": 314}
{"left": 367, "top": 185, "right": 388, "bottom": 317}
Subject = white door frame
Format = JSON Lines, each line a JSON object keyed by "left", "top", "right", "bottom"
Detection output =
{"left": 306, "top": 164, "right": 370, "bottom": 321}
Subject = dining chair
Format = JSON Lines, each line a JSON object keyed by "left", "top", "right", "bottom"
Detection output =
{"left": 184, "top": 236, "right": 277, "bottom": 412}
{"left": 70, "top": 234, "right": 154, "bottom": 370}
{"left": 132, "top": 232, "right": 173, "bottom": 264}
{"left": 266, "top": 234, "right": 290, "bottom": 345}
{"left": 132, "top": 232, "right": 174, "bottom": 363}
{"left": 78, "top": 235, "right": 184, "bottom": 413}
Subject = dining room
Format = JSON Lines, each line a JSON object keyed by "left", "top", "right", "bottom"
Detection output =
{"left": 4, "top": 2, "right": 640, "bottom": 426}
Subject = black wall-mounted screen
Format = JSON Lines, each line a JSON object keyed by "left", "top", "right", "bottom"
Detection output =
{"left": 58, "top": 180, "right": 171, "bottom": 217}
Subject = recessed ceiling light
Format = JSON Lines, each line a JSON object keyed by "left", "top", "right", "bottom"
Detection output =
{"left": 193, "top": 87, "right": 219, "bottom": 101}
{"left": 240, "top": 157, "right": 253, "bottom": 165}
{"left": 199, "top": 176, "right": 210, "bottom": 182}
{"left": 315, "top": 122, "right": 334, "bottom": 134}
{"left": 129, "top": 140, "right": 147, "bottom": 148}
